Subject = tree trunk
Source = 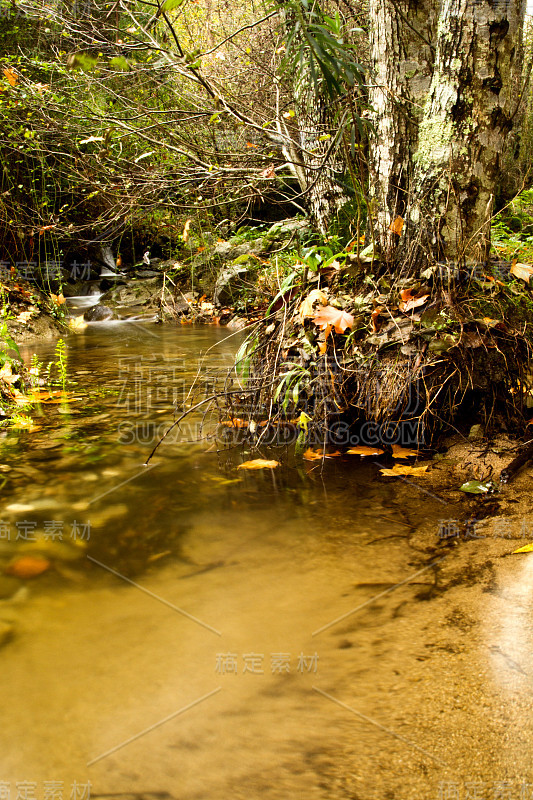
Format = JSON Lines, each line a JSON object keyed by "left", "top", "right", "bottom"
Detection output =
{"left": 368, "top": 0, "right": 525, "bottom": 269}
{"left": 295, "top": 90, "right": 351, "bottom": 236}
{"left": 368, "top": 0, "right": 436, "bottom": 262}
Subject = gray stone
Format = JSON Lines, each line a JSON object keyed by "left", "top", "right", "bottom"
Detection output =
{"left": 213, "top": 264, "right": 255, "bottom": 305}
{"left": 136, "top": 270, "right": 161, "bottom": 278}
{"left": 226, "top": 316, "right": 247, "bottom": 330}
{"left": 468, "top": 424, "right": 484, "bottom": 441}
{"left": 84, "top": 304, "right": 116, "bottom": 322}
{"left": 106, "top": 278, "right": 162, "bottom": 308}
{"left": 213, "top": 240, "right": 263, "bottom": 261}
{"left": 265, "top": 218, "right": 310, "bottom": 237}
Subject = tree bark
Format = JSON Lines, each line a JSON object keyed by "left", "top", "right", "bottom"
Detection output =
{"left": 295, "top": 87, "right": 351, "bottom": 236}
{"left": 368, "top": 0, "right": 436, "bottom": 263}
{"left": 406, "top": 0, "right": 526, "bottom": 268}
{"left": 368, "top": 0, "right": 525, "bottom": 269}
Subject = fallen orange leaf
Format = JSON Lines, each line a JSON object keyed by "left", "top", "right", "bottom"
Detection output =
{"left": 380, "top": 464, "right": 428, "bottom": 476}
{"left": 391, "top": 444, "right": 420, "bottom": 458}
{"left": 5, "top": 555, "right": 51, "bottom": 578}
{"left": 220, "top": 418, "right": 249, "bottom": 428}
{"left": 347, "top": 446, "right": 385, "bottom": 456}
{"left": 371, "top": 306, "right": 383, "bottom": 332}
{"left": 237, "top": 459, "right": 279, "bottom": 470}
{"left": 303, "top": 448, "right": 342, "bottom": 460}
{"left": 399, "top": 290, "right": 430, "bottom": 313}
{"left": 313, "top": 305, "right": 354, "bottom": 334}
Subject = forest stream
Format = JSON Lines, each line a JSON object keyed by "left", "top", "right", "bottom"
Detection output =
{"left": 0, "top": 320, "right": 532, "bottom": 800}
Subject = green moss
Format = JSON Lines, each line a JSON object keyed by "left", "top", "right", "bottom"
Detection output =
{"left": 415, "top": 114, "right": 455, "bottom": 171}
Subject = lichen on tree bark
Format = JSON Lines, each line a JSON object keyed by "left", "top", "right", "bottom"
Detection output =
{"left": 368, "top": 0, "right": 525, "bottom": 270}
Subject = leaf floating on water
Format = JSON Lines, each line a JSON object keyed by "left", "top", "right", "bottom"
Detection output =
{"left": 220, "top": 418, "right": 249, "bottom": 428}
{"left": 380, "top": 464, "right": 428, "bottom": 476}
{"left": 510, "top": 262, "right": 533, "bottom": 284}
{"left": 391, "top": 444, "right": 420, "bottom": 458}
{"left": 313, "top": 305, "right": 354, "bottom": 334}
{"left": 237, "top": 459, "right": 280, "bottom": 470}
{"left": 5, "top": 555, "right": 51, "bottom": 578}
{"left": 459, "top": 480, "right": 492, "bottom": 494}
{"left": 303, "top": 448, "right": 342, "bottom": 460}
{"left": 512, "top": 542, "right": 533, "bottom": 554}
{"left": 346, "top": 446, "right": 384, "bottom": 456}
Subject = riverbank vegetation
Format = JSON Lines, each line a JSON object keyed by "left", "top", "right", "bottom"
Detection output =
{"left": 1, "top": 0, "right": 533, "bottom": 456}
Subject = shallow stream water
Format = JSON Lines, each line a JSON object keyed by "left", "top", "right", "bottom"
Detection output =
{"left": 0, "top": 321, "right": 532, "bottom": 800}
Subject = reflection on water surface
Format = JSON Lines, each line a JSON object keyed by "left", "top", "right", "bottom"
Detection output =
{"left": 0, "top": 323, "right": 532, "bottom": 800}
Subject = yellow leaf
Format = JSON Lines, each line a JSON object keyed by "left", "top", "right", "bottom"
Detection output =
{"left": 298, "top": 289, "right": 328, "bottom": 323}
{"left": 2, "top": 67, "right": 18, "bottom": 86}
{"left": 391, "top": 444, "right": 420, "bottom": 458}
{"left": 237, "top": 459, "right": 279, "bottom": 470}
{"left": 347, "top": 446, "right": 385, "bottom": 456}
{"left": 16, "top": 310, "right": 33, "bottom": 323}
{"left": 388, "top": 216, "right": 404, "bottom": 236}
{"left": 512, "top": 542, "right": 533, "bottom": 554}
{"left": 510, "top": 262, "right": 533, "bottom": 283}
{"left": 380, "top": 464, "right": 428, "bottom": 476}
{"left": 183, "top": 219, "right": 192, "bottom": 242}
{"left": 303, "top": 448, "right": 341, "bottom": 460}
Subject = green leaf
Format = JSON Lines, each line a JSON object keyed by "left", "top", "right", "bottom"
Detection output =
{"left": 459, "top": 480, "right": 493, "bottom": 494}
{"left": 162, "top": 0, "right": 185, "bottom": 11}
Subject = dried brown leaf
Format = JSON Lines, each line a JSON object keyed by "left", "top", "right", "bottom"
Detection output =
{"left": 510, "top": 262, "right": 533, "bottom": 283}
